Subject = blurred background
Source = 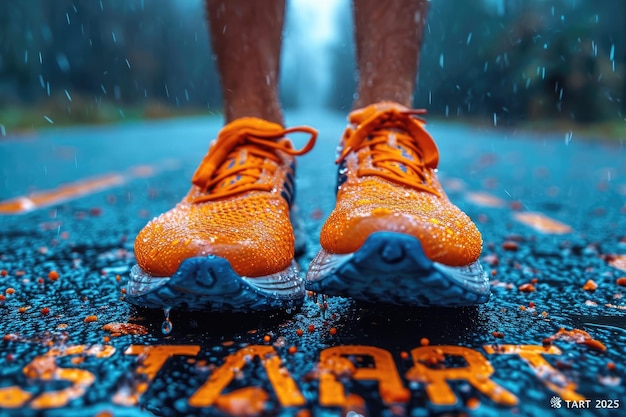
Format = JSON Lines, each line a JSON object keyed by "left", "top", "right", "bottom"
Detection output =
{"left": 0, "top": 0, "right": 624, "bottom": 136}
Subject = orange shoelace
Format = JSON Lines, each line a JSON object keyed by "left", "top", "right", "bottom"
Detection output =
{"left": 191, "top": 124, "right": 317, "bottom": 203}
{"left": 336, "top": 108, "right": 440, "bottom": 196}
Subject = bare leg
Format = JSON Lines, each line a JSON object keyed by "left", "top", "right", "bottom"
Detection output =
{"left": 352, "top": 0, "right": 428, "bottom": 109}
{"left": 206, "top": 0, "right": 285, "bottom": 124}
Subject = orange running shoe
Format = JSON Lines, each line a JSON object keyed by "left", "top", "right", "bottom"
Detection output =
{"left": 128, "top": 117, "right": 317, "bottom": 312}
{"left": 306, "top": 102, "right": 489, "bottom": 306}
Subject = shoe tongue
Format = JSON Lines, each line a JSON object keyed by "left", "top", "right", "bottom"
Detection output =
{"left": 213, "top": 149, "right": 248, "bottom": 191}
{"left": 371, "top": 130, "right": 424, "bottom": 180}
{"left": 220, "top": 117, "right": 285, "bottom": 136}
{"left": 348, "top": 101, "right": 439, "bottom": 170}
{"left": 348, "top": 101, "right": 410, "bottom": 125}
{"left": 214, "top": 143, "right": 274, "bottom": 192}
{"left": 210, "top": 117, "right": 285, "bottom": 192}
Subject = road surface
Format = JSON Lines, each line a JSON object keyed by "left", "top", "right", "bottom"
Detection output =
{"left": 0, "top": 111, "right": 625, "bottom": 416}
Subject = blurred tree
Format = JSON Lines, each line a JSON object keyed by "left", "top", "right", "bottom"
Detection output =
{"left": 1, "top": 0, "right": 624, "bottom": 127}
{"left": 0, "top": 0, "right": 222, "bottom": 113}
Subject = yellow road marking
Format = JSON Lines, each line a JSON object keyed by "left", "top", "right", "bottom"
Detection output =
{"left": 0, "top": 162, "right": 176, "bottom": 215}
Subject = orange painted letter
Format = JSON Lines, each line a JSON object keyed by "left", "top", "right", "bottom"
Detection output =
{"left": 188, "top": 345, "right": 304, "bottom": 409}
{"left": 319, "top": 345, "right": 410, "bottom": 408}
{"left": 114, "top": 345, "right": 200, "bottom": 406}
{"left": 0, "top": 345, "right": 115, "bottom": 409}
{"left": 483, "top": 345, "right": 584, "bottom": 401}
{"left": 406, "top": 346, "right": 517, "bottom": 406}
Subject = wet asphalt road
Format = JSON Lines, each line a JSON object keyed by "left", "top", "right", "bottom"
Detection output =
{"left": 0, "top": 111, "right": 625, "bottom": 417}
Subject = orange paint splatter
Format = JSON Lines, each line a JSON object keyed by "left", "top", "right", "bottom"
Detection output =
{"left": 84, "top": 315, "right": 98, "bottom": 323}
{"left": 606, "top": 255, "right": 626, "bottom": 272}
{"left": 616, "top": 277, "right": 626, "bottom": 286}
{"left": 420, "top": 337, "right": 430, "bottom": 346}
{"left": 466, "top": 397, "right": 480, "bottom": 409}
{"left": 5, "top": 288, "right": 15, "bottom": 295}
{"left": 329, "top": 327, "right": 337, "bottom": 336}
{"left": 102, "top": 323, "right": 148, "bottom": 335}
{"left": 518, "top": 283, "right": 536, "bottom": 292}
{"left": 545, "top": 328, "right": 607, "bottom": 352}
{"left": 48, "top": 271, "right": 59, "bottom": 281}
{"left": 582, "top": 280, "right": 598, "bottom": 291}
{"left": 502, "top": 241, "right": 519, "bottom": 251}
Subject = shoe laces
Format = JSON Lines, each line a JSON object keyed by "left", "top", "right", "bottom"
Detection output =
{"left": 336, "top": 107, "right": 440, "bottom": 196}
{"left": 191, "top": 121, "right": 317, "bottom": 203}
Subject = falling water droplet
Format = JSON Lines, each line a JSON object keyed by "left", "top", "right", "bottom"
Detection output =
{"left": 162, "top": 319, "right": 172, "bottom": 334}
{"left": 564, "top": 131, "right": 573, "bottom": 145}
{"left": 320, "top": 294, "right": 328, "bottom": 319}
{"left": 162, "top": 307, "right": 173, "bottom": 335}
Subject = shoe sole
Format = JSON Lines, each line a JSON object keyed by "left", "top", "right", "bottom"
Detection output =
{"left": 126, "top": 256, "right": 304, "bottom": 313}
{"left": 306, "top": 232, "right": 490, "bottom": 307}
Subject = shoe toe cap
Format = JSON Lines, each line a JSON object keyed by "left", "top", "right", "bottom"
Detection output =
{"left": 134, "top": 204, "right": 295, "bottom": 277}
{"left": 320, "top": 209, "right": 482, "bottom": 266}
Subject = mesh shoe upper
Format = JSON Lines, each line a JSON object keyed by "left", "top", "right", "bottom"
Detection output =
{"left": 319, "top": 101, "right": 482, "bottom": 267}
{"left": 134, "top": 117, "right": 317, "bottom": 278}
